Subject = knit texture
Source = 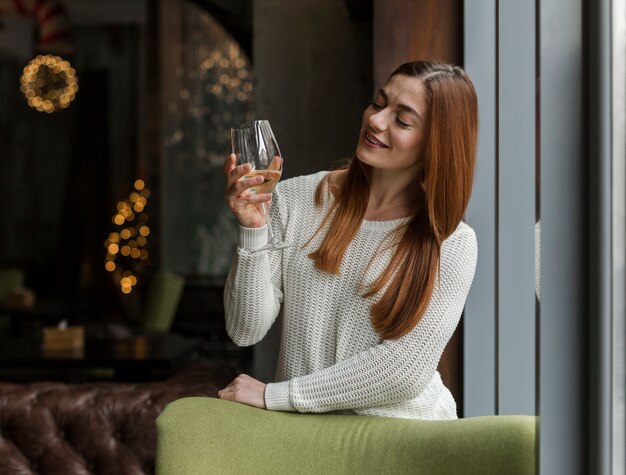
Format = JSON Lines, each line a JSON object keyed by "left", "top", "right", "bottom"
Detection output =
{"left": 224, "top": 171, "right": 478, "bottom": 420}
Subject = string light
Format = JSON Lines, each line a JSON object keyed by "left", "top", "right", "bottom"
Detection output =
{"left": 160, "top": 7, "right": 254, "bottom": 276}
{"left": 104, "top": 179, "right": 151, "bottom": 294}
{"left": 20, "top": 55, "right": 78, "bottom": 113}
{"left": 166, "top": 19, "right": 254, "bottom": 151}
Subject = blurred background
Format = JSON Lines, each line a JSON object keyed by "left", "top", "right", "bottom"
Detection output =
{"left": 0, "top": 0, "right": 376, "bottom": 331}
{"left": 0, "top": 0, "right": 462, "bottom": 379}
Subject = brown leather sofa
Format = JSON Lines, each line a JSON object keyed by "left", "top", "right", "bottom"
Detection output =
{"left": 0, "top": 364, "right": 235, "bottom": 475}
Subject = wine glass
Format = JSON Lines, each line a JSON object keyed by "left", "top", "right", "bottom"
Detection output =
{"left": 230, "top": 120, "right": 294, "bottom": 252}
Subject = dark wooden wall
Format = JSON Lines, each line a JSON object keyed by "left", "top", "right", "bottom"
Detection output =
{"left": 373, "top": 0, "right": 462, "bottom": 85}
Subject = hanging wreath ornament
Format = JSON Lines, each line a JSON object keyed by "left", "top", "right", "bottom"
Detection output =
{"left": 0, "top": 0, "right": 77, "bottom": 112}
{"left": 20, "top": 54, "right": 77, "bottom": 112}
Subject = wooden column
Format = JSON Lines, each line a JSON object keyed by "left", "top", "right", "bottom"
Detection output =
{"left": 373, "top": 0, "right": 462, "bottom": 86}
{"left": 373, "top": 0, "right": 464, "bottom": 413}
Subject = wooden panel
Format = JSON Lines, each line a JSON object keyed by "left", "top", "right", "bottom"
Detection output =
{"left": 373, "top": 0, "right": 462, "bottom": 87}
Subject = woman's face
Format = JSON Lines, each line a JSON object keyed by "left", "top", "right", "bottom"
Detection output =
{"left": 356, "top": 74, "right": 429, "bottom": 175}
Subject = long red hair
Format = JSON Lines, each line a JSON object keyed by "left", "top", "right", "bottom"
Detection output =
{"left": 308, "top": 61, "right": 478, "bottom": 340}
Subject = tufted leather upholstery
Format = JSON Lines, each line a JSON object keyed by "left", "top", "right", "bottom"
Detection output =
{"left": 0, "top": 364, "right": 236, "bottom": 475}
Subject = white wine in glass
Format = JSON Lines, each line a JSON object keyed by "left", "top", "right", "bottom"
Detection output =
{"left": 230, "top": 120, "right": 294, "bottom": 252}
{"left": 242, "top": 168, "right": 282, "bottom": 195}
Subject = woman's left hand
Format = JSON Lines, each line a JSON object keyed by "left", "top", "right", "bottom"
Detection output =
{"left": 218, "top": 374, "right": 267, "bottom": 409}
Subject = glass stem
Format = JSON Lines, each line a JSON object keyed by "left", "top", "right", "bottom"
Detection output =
{"left": 264, "top": 202, "right": 276, "bottom": 244}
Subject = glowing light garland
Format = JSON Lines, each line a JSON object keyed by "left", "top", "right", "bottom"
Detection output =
{"left": 20, "top": 55, "right": 78, "bottom": 113}
{"left": 104, "top": 179, "right": 151, "bottom": 294}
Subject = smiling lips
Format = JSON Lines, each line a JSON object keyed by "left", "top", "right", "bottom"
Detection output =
{"left": 364, "top": 133, "right": 388, "bottom": 148}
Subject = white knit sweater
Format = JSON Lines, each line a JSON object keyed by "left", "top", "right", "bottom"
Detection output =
{"left": 224, "top": 171, "right": 478, "bottom": 420}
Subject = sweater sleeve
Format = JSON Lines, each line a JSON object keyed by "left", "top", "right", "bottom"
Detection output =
{"left": 264, "top": 226, "right": 477, "bottom": 413}
{"left": 223, "top": 190, "right": 285, "bottom": 347}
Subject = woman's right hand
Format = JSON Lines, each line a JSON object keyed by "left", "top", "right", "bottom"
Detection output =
{"left": 223, "top": 153, "right": 273, "bottom": 228}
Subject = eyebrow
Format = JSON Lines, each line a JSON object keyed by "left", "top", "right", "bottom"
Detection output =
{"left": 377, "top": 89, "right": 422, "bottom": 122}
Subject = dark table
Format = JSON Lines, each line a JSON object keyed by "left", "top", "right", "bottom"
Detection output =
{"left": 0, "top": 333, "right": 203, "bottom": 382}
{"left": 0, "top": 301, "right": 87, "bottom": 336}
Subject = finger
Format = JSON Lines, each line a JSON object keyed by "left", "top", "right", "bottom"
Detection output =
{"left": 220, "top": 378, "right": 237, "bottom": 392}
{"left": 231, "top": 193, "right": 272, "bottom": 211}
{"left": 233, "top": 174, "right": 267, "bottom": 196}
{"left": 218, "top": 387, "right": 233, "bottom": 398}
{"left": 226, "top": 177, "right": 272, "bottom": 202}
{"left": 227, "top": 163, "right": 253, "bottom": 186}
{"left": 224, "top": 168, "right": 256, "bottom": 202}
{"left": 223, "top": 153, "right": 237, "bottom": 175}
{"left": 225, "top": 159, "right": 252, "bottom": 185}
{"left": 221, "top": 391, "right": 238, "bottom": 402}
{"left": 268, "top": 156, "right": 282, "bottom": 171}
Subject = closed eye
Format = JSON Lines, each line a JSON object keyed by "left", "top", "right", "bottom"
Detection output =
{"left": 396, "top": 117, "right": 411, "bottom": 128}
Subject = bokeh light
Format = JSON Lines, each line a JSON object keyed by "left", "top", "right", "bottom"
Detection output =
{"left": 20, "top": 55, "right": 78, "bottom": 112}
{"left": 105, "top": 180, "right": 151, "bottom": 294}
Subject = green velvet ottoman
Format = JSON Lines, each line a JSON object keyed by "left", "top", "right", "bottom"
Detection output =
{"left": 156, "top": 397, "right": 536, "bottom": 474}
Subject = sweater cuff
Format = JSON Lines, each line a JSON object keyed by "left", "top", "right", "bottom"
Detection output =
{"left": 238, "top": 225, "right": 268, "bottom": 250}
{"left": 264, "top": 381, "right": 295, "bottom": 412}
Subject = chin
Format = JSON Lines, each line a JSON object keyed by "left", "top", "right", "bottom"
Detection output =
{"left": 354, "top": 148, "right": 370, "bottom": 165}
{"left": 355, "top": 154, "right": 383, "bottom": 171}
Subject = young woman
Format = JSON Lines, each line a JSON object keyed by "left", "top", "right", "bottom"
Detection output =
{"left": 218, "top": 61, "right": 478, "bottom": 420}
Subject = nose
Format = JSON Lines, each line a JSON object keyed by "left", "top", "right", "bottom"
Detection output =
{"left": 368, "top": 109, "right": 387, "bottom": 132}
